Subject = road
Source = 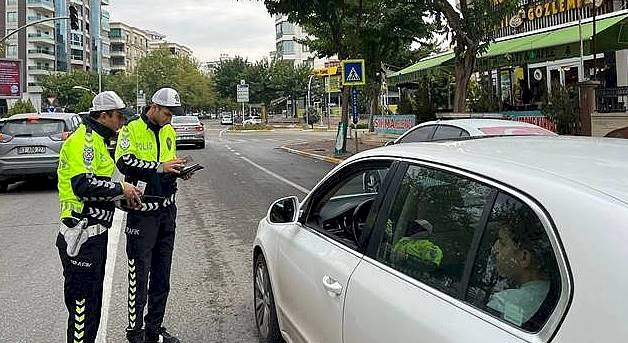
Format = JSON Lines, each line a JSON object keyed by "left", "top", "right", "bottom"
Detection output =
{"left": 0, "top": 121, "right": 336, "bottom": 342}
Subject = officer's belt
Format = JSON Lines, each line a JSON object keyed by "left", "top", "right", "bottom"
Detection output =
{"left": 59, "top": 223, "right": 108, "bottom": 238}
{"left": 137, "top": 194, "right": 176, "bottom": 212}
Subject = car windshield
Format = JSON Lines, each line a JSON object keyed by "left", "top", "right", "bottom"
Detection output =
{"left": 171, "top": 116, "right": 199, "bottom": 124}
{"left": 2, "top": 118, "right": 66, "bottom": 137}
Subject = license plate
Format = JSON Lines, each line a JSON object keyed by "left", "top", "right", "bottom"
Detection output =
{"left": 18, "top": 146, "right": 46, "bottom": 154}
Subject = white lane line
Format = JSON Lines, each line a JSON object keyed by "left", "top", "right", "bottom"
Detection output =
{"left": 234, "top": 152, "right": 241, "bottom": 156}
{"left": 239, "top": 155, "right": 310, "bottom": 194}
{"left": 96, "top": 208, "right": 125, "bottom": 343}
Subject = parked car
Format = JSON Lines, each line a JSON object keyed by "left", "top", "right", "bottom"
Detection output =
{"left": 253, "top": 136, "right": 628, "bottom": 343}
{"left": 0, "top": 112, "right": 81, "bottom": 191}
{"left": 243, "top": 116, "right": 262, "bottom": 125}
{"left": 388, "top": 119, "right": 556, "bottom": 145}
{"left": 171, "top": 115, "right": 205, "bottom": 149}
{"left": 221, "top": 113, "right": 233, "bottom": 125}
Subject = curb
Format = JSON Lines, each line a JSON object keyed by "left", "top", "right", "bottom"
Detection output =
{"left": 279, "top": 146, "right": 344, "bottom": 165}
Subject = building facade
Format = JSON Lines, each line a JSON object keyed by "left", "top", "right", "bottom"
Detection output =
{"left": 145, "top": 29, "right": 193, "bottom": 58}
{"left": 109, "top": 21, "right": 148, "bottom": 74}
{"left": 274, "top": 14, "right": 314, "bottom": 66}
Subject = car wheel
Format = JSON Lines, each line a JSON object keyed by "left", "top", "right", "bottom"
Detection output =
{"left": 0, "top": 181, "right": 7, "bottom": 192}
{"left": 254, "top": 254, "right": 282, "bottom": 343}
{"left": 199, "top": 141, "right": 205, "bottom": 149}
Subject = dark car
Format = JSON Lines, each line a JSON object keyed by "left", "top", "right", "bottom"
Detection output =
{"left": 171, "top": 115, "right": 205, "bottom": 149}
{"left": 0, "top": 112, "right": 81, "bottom": 191}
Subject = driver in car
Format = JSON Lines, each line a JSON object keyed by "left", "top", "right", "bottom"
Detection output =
{"left": 486, "top": 220, "right": 551, "bottom": 326}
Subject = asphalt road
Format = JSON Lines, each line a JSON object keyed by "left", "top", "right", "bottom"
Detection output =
{"left": 0, "top": 121, "right": 336, "bottom": 342}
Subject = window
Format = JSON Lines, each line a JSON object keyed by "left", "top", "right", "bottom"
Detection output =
{"left": 282, "top": 22, "right": 295, "bottom": 35}
{"left": 275, "top": 23, "right": 282, "bottom": 38}
{"left": 7, "top": 0, "right": 16, "bottom": 5}
{"left": 398, "top": 125, "right": 436, "bottom": 143}
{"left": 306, "top": 161, "right": 392, "bottom": 249}
{"left": 282, "top": 40, "right": 295, "bottom": 55}
{"left": 6, "top": 45, "right": 17, "bottom": 58}
{"left": 432, "top": 125, "right": 467, "bottom": 141}
{"left": 375, "top": 165, "right": 493, "bottom": 297}
{"left": 465, "top": 192, "right": 561, "bottom": 332}
{"left": 6, "top": 12, "right": 17, "bottom": 23}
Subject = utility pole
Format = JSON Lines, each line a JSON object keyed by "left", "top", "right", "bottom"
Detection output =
{"left": 0, "top": 17, "right": 70, "bottom": 44}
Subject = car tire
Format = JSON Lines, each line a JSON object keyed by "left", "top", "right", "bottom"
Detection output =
{"left": 199, "top": 141, "right": 205, "bottom": 149}
{"left": 254, "top": 254, "right": 283, "bottom": 343}
{"left": 0, "top": 181, "right": 7, "bottom": 193}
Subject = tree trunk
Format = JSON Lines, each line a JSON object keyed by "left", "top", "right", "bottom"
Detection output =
{"left": 369, "top": 82, "right": 380, "bottom": 132}
{"left": 453, "top": 49, "right": 477, "bottom": 113}
{"left": 340, "top": 86, "right": 350, "bottom": 153}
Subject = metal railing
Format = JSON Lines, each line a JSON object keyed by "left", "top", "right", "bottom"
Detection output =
{"left": 596, "top": 87, "right": 628, "bottom": 113}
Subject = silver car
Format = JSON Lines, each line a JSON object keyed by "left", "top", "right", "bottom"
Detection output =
{"left": 171, "top": 115, "right": 205, "bottom": 149}
{"left": 0, "top": 112, "right": 81, "bottom": 191}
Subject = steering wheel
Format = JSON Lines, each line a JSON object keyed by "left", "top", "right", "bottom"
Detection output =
{"left": 352, "top": 198, "right": 374, "bottom": 245}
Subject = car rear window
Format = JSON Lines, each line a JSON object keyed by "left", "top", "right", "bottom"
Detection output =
{"left": 172, "top": 116, "right": 199, "bottom": 124}
{"left": 2, "top": 118, "right": 66, "bottom": 137}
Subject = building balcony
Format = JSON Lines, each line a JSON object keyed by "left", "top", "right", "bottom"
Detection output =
{"left": 28, "top": 65, "right": 54, "bottom": 75}
{"left": 27, "top": 16, "right": 55, "bottom": 29}
{"left": 110, "top": 50, "right": 125, "bottom": 57}
{"left": 28, "top": 33, "right": 55, "bottom": 45}
{"left": 28, "top": 50, "right": 55, "bottom": 60}
{"left": 27, "top": 0, "right": 54, "bottom": 13}
{"left": 71, "top": 57, "right": 85, "bottom": 65}
{"left": 28, "top": 85, "right": 43, "bottom": 93}
{"left": 109, "top": 37, "right": 125, "bottom": 44}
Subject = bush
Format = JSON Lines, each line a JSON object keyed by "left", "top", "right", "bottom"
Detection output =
{"left": 542, "top": 86, "right": 579, "bottom": 135}
{"left": 8, "top": 99, "right": 37, "bottom": 117}
{"left": 229, "top": 123, "right": 272, "bottom": 131}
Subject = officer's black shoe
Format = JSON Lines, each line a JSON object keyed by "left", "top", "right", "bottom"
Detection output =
{"left": 127, "top": 329, "right": 145, "bottom": 343}
{"left": 145, "top": 327, "right": 180, "bottom": 343}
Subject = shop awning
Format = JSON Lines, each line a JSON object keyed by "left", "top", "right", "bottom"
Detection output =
{"left": 388, "top": 52, "right": 454, "bottom": 85}
{"left": 484, "top": 14, "right": 628, "bottom": 58}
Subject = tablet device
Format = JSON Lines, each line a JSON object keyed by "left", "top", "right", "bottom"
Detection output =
{"left": 179, "top": 163, "right": 204, "bottom": 178}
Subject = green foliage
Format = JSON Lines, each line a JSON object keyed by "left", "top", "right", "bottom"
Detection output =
{"left": 8, "top": 99, "right": 36, "bottom": 116}
{"left": 229, "top": 123, "right": 272, "bottom": 131}
{"left": 39, "top": 70, "right": 98, "bottom": 111}
{"left": 74, "top": 93, "right": 93, "bottom": 113}
{"left": 213, "top": 56, "right": 249, "bottom": 102}
{"left": 542, "top": 86, "right": 579, "bottom": 135}
{"left": 468, "top": 79, "right": 499, "bottom": 112}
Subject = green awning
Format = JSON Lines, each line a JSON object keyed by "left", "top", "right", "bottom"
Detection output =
{"left": 483, "top": 14, "right": 628, "bottom": 58}
{"left": 388, "top": 52, "right": 454, "bottom": 85}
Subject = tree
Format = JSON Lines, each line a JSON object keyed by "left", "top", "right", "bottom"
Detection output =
{"left": 213, "top": 56, "right": 248, "bottom": 102}
{"left": 7, "top": 99, "right": 36, "bottom": 116}
{"left": 40, "top": 70, "right": 98, "bottom": 110}
{"left": 542, "top": 85, "right": 579, "bottom": 135}
{"left": 264, "top": 0, "right": 432, "bottom": 151}
{"left": 428, "top": 0, "right": 518, "bottom": 112}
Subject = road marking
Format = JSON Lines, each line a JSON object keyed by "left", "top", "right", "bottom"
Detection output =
{"left": 96, "top": 208, "right": 125, "bottom": 343}
{"left": 234, "top": 152, "right": 241, "bottom": 156}
{"left": 239, "top": 155, "right": 310, "bottom": 194}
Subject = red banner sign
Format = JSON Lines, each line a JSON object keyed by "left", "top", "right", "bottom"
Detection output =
{"left": 0, "top": 59, "right": 22, "bottom": 99}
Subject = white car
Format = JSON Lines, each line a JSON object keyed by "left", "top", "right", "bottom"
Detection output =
{"left": 220, "top": 113, "right": 233, "bottom": 125}
{"left": 253, "top": 136, "right": 628, "bottom": 343}
{"left": 243, "top": 116, "right": 262, "bottom": 125}
{"left": 389, "top": 119, "right": 556, "bottom": 145}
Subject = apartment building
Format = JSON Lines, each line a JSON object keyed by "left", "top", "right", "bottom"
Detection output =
{"left": 274, "top": 14, "right": 314, "bottom": 67}
{"left": 90, "top": 0, "right": 110, "bottom": 75}
{"left": 109, "top": 21, "right": 148, "bottom": 74}
{"left": 146, "top": 29, "right": 192, "bottom": 58}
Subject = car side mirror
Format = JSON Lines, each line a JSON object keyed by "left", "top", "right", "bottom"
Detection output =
{"left": 268, "top": 196, "right": 299, "bottom": 224}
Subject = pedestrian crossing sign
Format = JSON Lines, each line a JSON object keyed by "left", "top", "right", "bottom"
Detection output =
{"left": 341, "top": 59, "right": 366, "bottom": 86}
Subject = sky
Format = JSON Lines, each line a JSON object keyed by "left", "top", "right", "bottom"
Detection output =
{"left": 108, "top": 0, "right": 276, "bottom": 63}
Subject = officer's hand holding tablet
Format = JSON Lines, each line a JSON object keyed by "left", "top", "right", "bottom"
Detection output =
{"left": 178, "top": 155, "right": 204, "bottom": 180}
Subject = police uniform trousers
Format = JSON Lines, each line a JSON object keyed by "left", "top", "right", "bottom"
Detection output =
{"left": 57, "top": 231, "right": 108, "bottom": 343}
{"left": 125, "top": 205, "right": 176, "bottom": 339}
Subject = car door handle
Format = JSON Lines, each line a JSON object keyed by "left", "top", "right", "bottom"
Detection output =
{"left": 322, "top": 275, "right": 343, "bottom": 297}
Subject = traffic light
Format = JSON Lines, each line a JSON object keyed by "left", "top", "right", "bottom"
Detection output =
{"left": 69, "top": 5, "right": 79, "bottom": 30}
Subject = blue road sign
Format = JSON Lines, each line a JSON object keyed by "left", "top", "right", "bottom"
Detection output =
{"left": 341, "top": 59, "right": 366, "bottom": 86}
{"left": 351, "top": 88, "right": 359, "bottom": 125}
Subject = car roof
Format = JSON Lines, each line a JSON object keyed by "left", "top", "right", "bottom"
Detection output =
{"left": 6, "top": 113, "right": 78, "bottom": 120}
{"left": 419, "top": 118, "right": 553, "bottom": 132}
{"left": 350, "top": 136, "right": 628, "bottom": 203}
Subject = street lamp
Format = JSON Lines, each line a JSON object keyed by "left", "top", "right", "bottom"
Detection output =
{"left": 72, "top": 86, "right": 97, "bottom": 96}
{"left": 306, "top": 74, "right": 315, "bottom": 127}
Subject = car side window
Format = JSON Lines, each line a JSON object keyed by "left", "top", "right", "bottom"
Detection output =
{"left": 374, "top": 165, "right": 493, "bottom": 297}
{"left": 432, "top": 125, "right": 464, "bottom": 141}
{"left": 306, "top": 161, "right": 393, "bottom": 249}
{"left": 465, "top": 192, "right": 561, "bottom": 332}
{"left": 398, "top": 125, "right": 435, "bottom": 143}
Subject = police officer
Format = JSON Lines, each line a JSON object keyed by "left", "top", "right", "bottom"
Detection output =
{"left": 57, "top": 91, "right": 143, "bottom": 343}
{"left": 115, "top": 88, "right": 186, "bottom": 343}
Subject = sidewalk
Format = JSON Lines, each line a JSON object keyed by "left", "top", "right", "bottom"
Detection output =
{"left": 280, "top": 131, "right": 393, "bottom": 164}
